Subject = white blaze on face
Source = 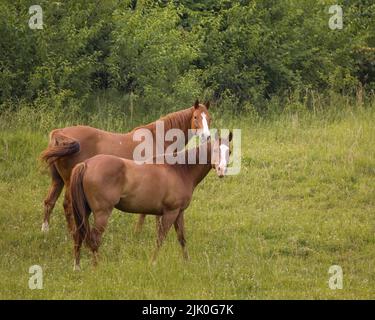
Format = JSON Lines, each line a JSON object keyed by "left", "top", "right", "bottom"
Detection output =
{"left": 201, "top": 112, "right": 210, "bottom": 139}
{"left": 219, "top": 144, "right": 229, "bottom": 173}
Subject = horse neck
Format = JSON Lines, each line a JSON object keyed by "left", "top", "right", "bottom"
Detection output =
{"left": 164, "top": 107, "right": 195, "bottom": 148}
{"left": 141, "top": 107, "right": 194, "bottom": 149}
{"left": 183, "top": 142, "right": 213, "bottom": 187}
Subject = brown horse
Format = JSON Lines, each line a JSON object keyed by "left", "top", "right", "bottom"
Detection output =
{"left": 40, "top": 100, "right": 211, "bottom": 233}
{"left": 70, "top": 133, "right": 232, "bottom": 270}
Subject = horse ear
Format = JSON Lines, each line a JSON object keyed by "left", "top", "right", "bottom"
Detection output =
{"left": 229, "top": 131, "right": 233, "bottom": 142}
{"left": 205, "top": 101, "right": 210, "bottom": 109}
{"left": 194, "top": 99, "right": 199, "bottom": 109}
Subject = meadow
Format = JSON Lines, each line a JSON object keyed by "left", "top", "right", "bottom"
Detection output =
{"left": 0, "top": 101, "right": 374, "bottom": 299}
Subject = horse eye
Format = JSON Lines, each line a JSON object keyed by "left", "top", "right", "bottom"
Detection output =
{"left": 194, "top": 116, "right": 197, "bottom": 119}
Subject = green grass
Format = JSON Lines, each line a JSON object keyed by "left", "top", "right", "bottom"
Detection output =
{"left": 0, "top": 105, "right": 375, "bottom": 299}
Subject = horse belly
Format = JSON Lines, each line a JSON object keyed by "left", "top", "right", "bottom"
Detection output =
{"left": 115, "top": 194, "right": 163, "bottom": 215}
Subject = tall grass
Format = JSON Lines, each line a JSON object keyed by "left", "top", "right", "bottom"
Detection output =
{"left": 0, "top": 94, "right": 374, "bottom": 299}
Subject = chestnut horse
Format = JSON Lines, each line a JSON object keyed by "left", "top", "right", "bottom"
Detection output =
{"left": 70, "top": 133, "right": 232, "bottom": 270}
{"left": 40, "top": 100, "right": 211, "bottom": 233}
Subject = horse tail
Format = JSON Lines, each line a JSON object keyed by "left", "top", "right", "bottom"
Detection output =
{"left": 70, "top": 162, "right": 91, "bottom": 247}
{"left": 40, "top": 130, "right": 80, "bottom": 168}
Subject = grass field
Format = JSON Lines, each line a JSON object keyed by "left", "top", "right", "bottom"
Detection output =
{"left": 0, "top": 104, "right": 374, "bottom": 299}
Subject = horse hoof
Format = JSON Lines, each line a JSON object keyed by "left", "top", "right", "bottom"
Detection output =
{"left": 73, "top": 264, "right": 81, "bottom": 272}
{"left": 41, "top": 222, "right": 49, "bottom": 232}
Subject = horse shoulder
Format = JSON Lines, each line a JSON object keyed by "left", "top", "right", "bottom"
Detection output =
{"left": 161, "top": 166, "right": 192, "bottom": 207}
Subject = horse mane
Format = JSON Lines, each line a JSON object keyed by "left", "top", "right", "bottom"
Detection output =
{"left": 159, "top": 107, "right": 194, "bottom": 132}
{"left": 130, "top": 107, "right": 194, "bottom": 134}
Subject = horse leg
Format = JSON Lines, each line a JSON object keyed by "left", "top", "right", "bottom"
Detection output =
{"left": 134, "top": 214, "right": 146, "bottom": 233}
{"left": 174, "top": 211, "right": 189, "bottom": 261}
{"left": 151, "top": 209, "right": 179, "bottom": 264}
{"left": 41, "top": 165, "right": 64, "bottom": 232}
{"left": 155, "top": 215, "right": 161, "bottom": 231}
{"left": 135, "top": 214, "right": 161, "bottom": 234}
{"left": 63, "top": 187, "right": 75, "bottom": 235}
{"left": 89, "top": 209, "right": 112, "bottom": 266}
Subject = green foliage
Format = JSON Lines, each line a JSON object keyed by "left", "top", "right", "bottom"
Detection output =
{"left": 108, "top": 2, "right": 201, "bottom": 111}
{"left": 0, "top": 0, "right": 117, "bottom": 109}
{"left": 0, "top": 0, "right": 374, "bottom": 113}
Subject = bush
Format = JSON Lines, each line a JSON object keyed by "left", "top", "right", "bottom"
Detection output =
{"left": 0, "top": 0, "right": 374, "bottom": 114}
